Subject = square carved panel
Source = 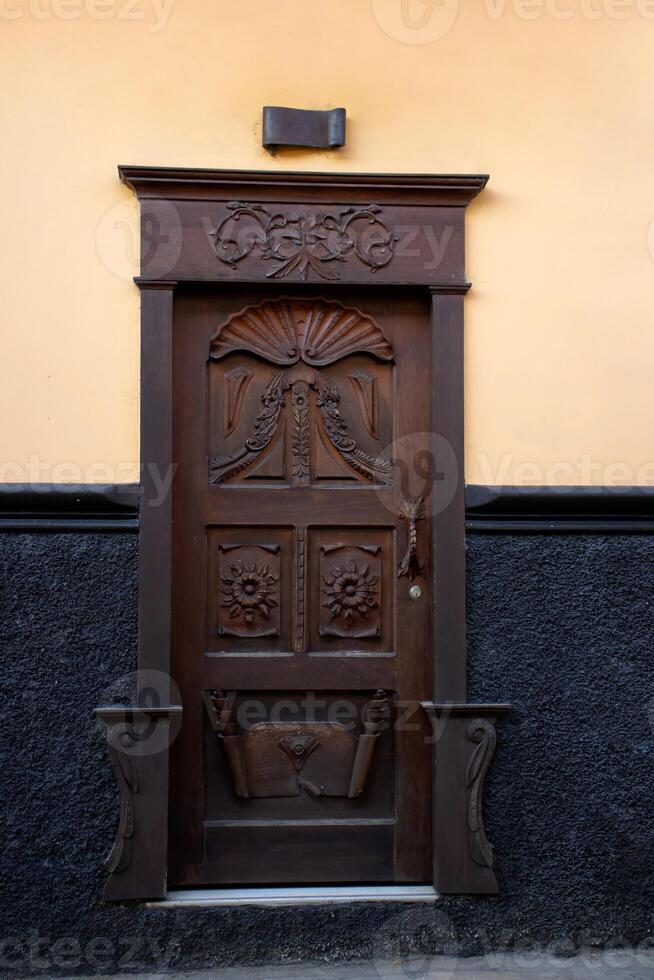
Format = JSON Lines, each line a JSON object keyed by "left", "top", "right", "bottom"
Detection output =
{"left": 218, "top": 543, "right": 281, "bottom": 638}
{"left": 307, "top": 528, "right": 394, "bottom": 654}
{"left": 320, "top": 544, "right": 382, "bottom": 640}
{"left": 207, "top": 528, "right": 293, "bottom": 654}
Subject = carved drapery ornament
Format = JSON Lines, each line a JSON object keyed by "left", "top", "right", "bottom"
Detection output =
{"left": 349, "top": 370, "right": 378, "bottom": 438}
{"left": 314, "top": 373, "right": 392, "bottom": 484}
{"left": 208, "top": 203, "right": 398, "bottom": 280}
{"left": 209, "top": 299, "right": 394, "bottom": 486}
{"left": 209, "top": 372, "right": 391, "bottom": 486}
{"left": 209, "top": 370, "right": 287, "bottom": 484}
{"left": 204, "top": 690, "right": 390, "bottom": 799}
{"left": 223, "top": 366, "right": 253, "bottom": 436}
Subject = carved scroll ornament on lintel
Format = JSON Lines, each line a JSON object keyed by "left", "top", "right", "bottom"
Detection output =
{"left": 208, "top": 202, "right": 398, "bottom": 280}
{"left": 204, "top": 690, "right": 390, "bottom": 799}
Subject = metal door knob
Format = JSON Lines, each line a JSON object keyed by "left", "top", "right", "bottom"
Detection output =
{"left": 409, "top": 585, "right": 423, "bottom": 600}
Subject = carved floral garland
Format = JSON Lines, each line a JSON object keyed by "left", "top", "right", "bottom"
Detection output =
{"left": 208, "top": 203, "right": 398, "bottom": 280}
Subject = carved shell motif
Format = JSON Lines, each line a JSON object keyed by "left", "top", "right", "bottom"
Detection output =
{"left": 209, "top": 298, "right": 394, "bottom": 367}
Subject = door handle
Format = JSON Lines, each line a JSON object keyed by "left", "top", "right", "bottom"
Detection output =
{"left": 398, "top": 495, "right": 425, "bottom": 581}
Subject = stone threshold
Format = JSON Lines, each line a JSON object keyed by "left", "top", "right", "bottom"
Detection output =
{"left": 147, "top": 884, "right": 438, "bottom": 908}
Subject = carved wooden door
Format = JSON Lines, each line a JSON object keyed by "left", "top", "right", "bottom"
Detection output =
{"left": 169, "top": 286, "right": 433, "bottom": 885}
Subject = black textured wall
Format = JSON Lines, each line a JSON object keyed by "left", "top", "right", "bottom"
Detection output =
{"left": 2, "top": 532, "right": 653, "bottom": 975}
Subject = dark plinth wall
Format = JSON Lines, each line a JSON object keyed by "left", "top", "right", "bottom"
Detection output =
{"left": 2, "top": 490, "right": 654, "bottom": 975}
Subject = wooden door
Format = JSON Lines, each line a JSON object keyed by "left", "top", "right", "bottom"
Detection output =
{"left": 169, "top": 285, "right": 433, "bottom": 886}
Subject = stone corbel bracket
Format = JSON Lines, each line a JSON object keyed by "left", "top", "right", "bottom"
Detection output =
{"left": 94, "top": 704, "right": 183, "bottom": 901}
{"left": 420, "top": 701, "right": 510, "bottom": 895}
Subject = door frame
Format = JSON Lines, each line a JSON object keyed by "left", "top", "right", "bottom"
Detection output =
{"left": 95, "top": 167, "right": 510, "bottom": 901}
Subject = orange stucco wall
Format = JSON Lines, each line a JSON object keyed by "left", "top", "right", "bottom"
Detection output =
{"left": 2, "top": 0, "right": 654, "bottom": 484}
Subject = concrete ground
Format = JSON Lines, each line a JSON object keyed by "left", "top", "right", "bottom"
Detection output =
{"left": 57, "top": 950, "right": 654, "bottom": 979}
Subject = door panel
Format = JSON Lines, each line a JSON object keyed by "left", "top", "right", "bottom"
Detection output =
{"left": 170, "top": 286, "right": 433, "bottom": 886}
{"left": 309, "top": 528, "right": 393, "bottom": 652}
{"left": 208, "top": 528, "right": 291, "bottom": 652}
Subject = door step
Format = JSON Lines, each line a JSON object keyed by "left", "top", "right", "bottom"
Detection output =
{"left": 147, "top": 884, "right": 437, "bottom": 908}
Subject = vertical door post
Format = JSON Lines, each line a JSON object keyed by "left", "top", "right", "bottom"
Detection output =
{"left": 426, "top": 286, "right": 510, "bottom": 896}
{"left": 96, "top": 280, "right": 182, "bottom": 901}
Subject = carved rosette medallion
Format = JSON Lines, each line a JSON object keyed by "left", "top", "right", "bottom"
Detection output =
{"left": 322, "top": 561, "right": 379, "bottom": 624}
{"left": 218, "top": 544, "right": 281, "bottom": 638}
{"left": 208, "top": 203, "right": 398, "bottom": 280}
{"left": 319, "top": 544, "right": 382, "bottom": 639}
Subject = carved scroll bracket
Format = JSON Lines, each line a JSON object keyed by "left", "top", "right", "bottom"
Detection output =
{"left": 419, "top": 701, "right": 510, "bottom": 896}
{"left": 94, "top": 704, "right": 183, "bottom": 901}
{"left": 466, "top": 718, "right": 497, "bottom": 870}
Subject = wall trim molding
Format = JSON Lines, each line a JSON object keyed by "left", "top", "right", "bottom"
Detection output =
{"left": 118, "top": 165, "right": 489, "bottom": 206}
{"left": 465, "top": 485, "right": 654, "bottom": 533}
{"left": 1, "top": 483, "right": 653, "bottom": 533}
{"left": 0, "top": 483, "right": 139, "bottom": 532}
